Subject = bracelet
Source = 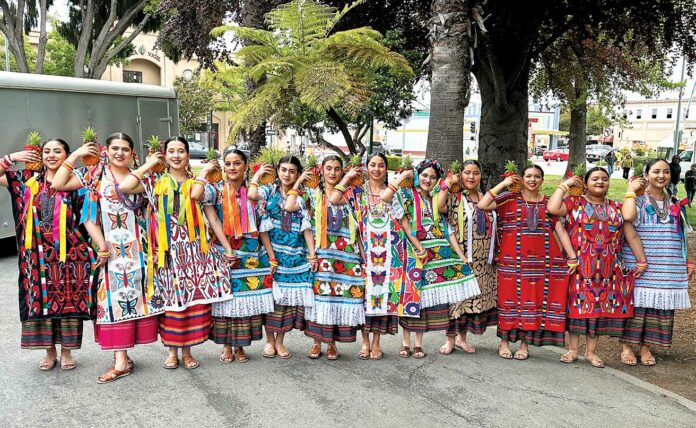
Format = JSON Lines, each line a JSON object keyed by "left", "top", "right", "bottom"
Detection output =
{"left": 0, "top": 155, "right": 13, "bottom": 169}
{"left": 387, "top": 183, "right": 398, "bottom": 193}
{"left": 687, "top": 262, "right": 695, "bottom": 268}
{"left": 97, "top": 250, "right": 111, "bottom": 258}
{"left": 8, "top": 153, "right": 14, "bottom": 163}
{"left": 624, "top": 192, "right": 636, "bottom": 199}
{"left": 489, "top": 188, "right": 498, "bottom": 198}
{"left": 287, "top": 189, "right": 299, "bottom": 196}
{"left": 61, "top": 160, "right": 75, "bottom": 172}
{"left": 440, "top": 181, "right": 450, "bottom": 191}
{"left": 306, "top": 254, "right": 317, "bottom": 260}
{"left": 334, "top": 184, "right": 346, "bottom": 193}
{"left": 248, "top": 181, "right": 259, "bottom": 189}
{"left": 567, "top": 262, "right": 578, "bottom": 268}
{"left": 566, "top": 256, "right": 578, "bottom": 261}
{"left": 557, "top": 184, "right": 569, "bottom": 193}
{"left": 195, "top": 176, "right": 209, "bottom": 185}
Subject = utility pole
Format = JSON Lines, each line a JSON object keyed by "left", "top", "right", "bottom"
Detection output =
{"left": 674, "top": 58, "right": 687, "bottom": 155}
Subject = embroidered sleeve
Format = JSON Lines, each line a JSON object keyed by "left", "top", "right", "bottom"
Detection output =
{"left": 395, "top": 188, "right": 413, "bottom": 219}
{"left": 494, "top": 191, "right": 514, "bottom": 217}
{"left": 201, "top": 182, "right": 221, "bottom": 206}
{"left": 298, "top": 197, "right": 312, "bottom": 232}
{"left": 563, "top": 196, "right": 581, "bottom": 221}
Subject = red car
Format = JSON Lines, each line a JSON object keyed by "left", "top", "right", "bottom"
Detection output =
{"left": 542, "top": 148, "right": 569, "bottom": 161}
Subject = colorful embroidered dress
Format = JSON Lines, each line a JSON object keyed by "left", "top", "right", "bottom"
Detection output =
{"left": 564, "top": 196, "right": 633, "bottom": 319}
{"left": 445, "top": 192, "right": 498, "bottom": 334}
{"left": 76, "top": 166, "right": 164, "bottom": 324}
{"left": 258, "top": 184, "right": 314, "bottom": 306}
{"left": 494, "top": 192, "right": 568, "bottom": 346}
{"left": 396, "top": 188, "right": 479, "bottom": 309}
{"left": 7, "top": 170, "right": 96, "bottom": 348}
{"left": 304, "top": 188, "right": 365, "bottom": 330}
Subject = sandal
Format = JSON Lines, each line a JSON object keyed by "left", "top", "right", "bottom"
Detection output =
{"left": 276, "top": 345, "right": 293, "bottom": 359}
{"left": 220, "top": 349, "right": 234, "bottom": 364}
{"left": 438, "top": 343, "right": 454, "bottom": 355}
{"left": 586, "top": 354, "right": 605, "bottom": 368}
{"left": 182, "top": 355, "right": 200, "bottom": 369}
{"left": 262, "top": 343, "right": 277, "bottom": 359}
{"left": 640, "top": 353, "right": 656, "bottom": 366}
{"left": 113, "top": 356, "right": 134, "bottom": 371}
{"left": 234, "top": 347, "right": 249, "bottom": 363}
{"left": 60, "top": 357, "right": 77, "bottom": 371}
{"left": 514, "top": 350, "right": 529, "bottom": 361}
{"left": 560, "top": 351, "right": 578, "bottom": 364}
{"left": 455, "top": 341, "right": 476, "bottom": 354}
{"left": 39, "top": 357, "right": 57, "bottom": 371}
{"left": 326, "top": 345, "right": 339, "bottom": 361}
{"left": 370, "top": 350, "right": 384, "bottom": 360}
{"left": 307, "top": 344, "right": 322, "bottom": 359}
{"left": 97, "top": 366, "right": 132, "bottom": 384}
{"left": 398, "top": 345, "right": 412, "bottom": 358}
{"left": 162, "top": 354, "right": 179, "bottom": 370}
{"left": 358, "top": 346, "right": 371, "bottom": 360}
{"left": 620, "top": 350, "right": 638, "bottom": 366}
{"left": 413, "top": 347, "right": 427, "bottom": 359}
{"left": 498, "top": 345, "right": 513, "bottom": 360}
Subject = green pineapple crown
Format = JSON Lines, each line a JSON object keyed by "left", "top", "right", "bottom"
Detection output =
{"left": 504, "top": 160, "right": 518, "bottom": 174}
{"left": 449, "top": 160, "right": 462, "bottom": 173}
{"left": 572, "top": 163, "right": 586, "bottom": 177}
{"left": 206, "top": 148, "right": 217, "bottom": 160}
{"left": 81, "top": 126, "right": 97, "bottom": 143}
{"left": 146, "top": 135, "right": 161, "bottom": 151}
{"left": 26, "top": 130, "right": 42, "bottom": 147}
{"left": 306, "top": 154, "right": 318, "bottom": 168}
{"left": 349, "top": 154, "right": 362, "bottom": 167}
{"left": 401, "top": 155, "right": 413, "bottom": 169}
{"left": 257, "top": 146, "right": 283, "bottom": 164}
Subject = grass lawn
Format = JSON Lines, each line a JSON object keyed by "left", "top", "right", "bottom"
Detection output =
{"left": 540, "top": 175, "right": 696, "bottom": 227}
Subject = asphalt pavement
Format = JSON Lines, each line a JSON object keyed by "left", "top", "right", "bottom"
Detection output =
{"left": 0, "top": 255, "right": 694, "bottom": 427}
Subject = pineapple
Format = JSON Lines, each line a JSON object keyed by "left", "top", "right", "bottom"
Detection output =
{"left": 630, "top": 160, "right": 646, "bottom": 196}
{"left": 146, "top": 135, "right": 165, "bottom": 174}
{"left": 347, "top": 154, "right": 364, "bottom": 187}
{"left": 253, "top": 147, "right": 281, "bottom": 185}
{"left": 502, "top": 160, "right": 521, "bottom": 193}
{"left": 24, "top": 131, "right": 43, "bottom": 171}
{"left": 81, "top": 126, "right": 100, "bottom": 166}
{"left": 304, "top": 154, "right": 320, "bottom": 189}
{"left": 398, "top": 155, "right": 414, "bottom": 188}
{"left": 568, "top": 163, "right": 586, "bottom": 196}
{"left": 447, "top": 160, "right": 462, "bottom": 193}
{"left": 205, "top": 148, "right": 222, "bottom": 182}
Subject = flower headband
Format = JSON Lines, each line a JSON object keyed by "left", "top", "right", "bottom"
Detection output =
{"left": 415, "top": 158, "right": 444, "bottom": 177}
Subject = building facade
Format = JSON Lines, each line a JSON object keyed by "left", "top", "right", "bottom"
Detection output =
{"left": 613, "top": 98, "right": 696, "bottom": 150}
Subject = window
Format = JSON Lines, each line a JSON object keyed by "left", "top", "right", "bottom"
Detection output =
{"left": 622, "top": 109, "right": 628, "bottom": 119}
{"left": 636, "top": 109, "right": 642, "bottom": 119}
{"left": 667, "top": 108, "right": 673, "bottom": 119}
{"left": 123, "top": 70, "right": 142, "bottom": 83}
{"left": 651, "top": 108, "right": 657, "bottom": 119}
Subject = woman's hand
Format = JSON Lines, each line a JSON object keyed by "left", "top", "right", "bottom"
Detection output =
{"left": 562, "top": 175, "right": 584, "bottom": 189}
{"left": 144, "top": 152, "right": 164, "bottom": 171}
{"left": 95, "top": 248, "right": 110, "bottom": 268}
{"left": 688, "top": 263, "right": 695, "bottom": 281}
{"left": 295, "top": 170, "right": 312, "bottom": 188}
{"left": 445, "top": 174, "right": 460, "bottom": 187}
{"left": 397, "top": 169, "right": 413, "bottom": 183}
{"left": 627, "top": 177, "right": 647, "bottom": 193}
{"left": 201, "top": 159, "right": 220, "bottom": 175}
{"left": 10, "top": 150, "right": 42, "bottom": 164}
{"left": 501, "top": 174, "right": 522, "bottom": 188}
{"left": 635, "top": 263, "right": 647, "bottom": 278}
{"left": 252, "top": 164, "right": 274, "bottom": 182}
{"left": 343, "top": 167, "right": 361, "bottom": 181}
{"left": 71, "top": 142, "right": 100, "bottom": 160}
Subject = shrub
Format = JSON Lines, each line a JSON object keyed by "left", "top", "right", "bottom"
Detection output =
{"left": 386, "top": 155, "right": 401, "bottom": 171}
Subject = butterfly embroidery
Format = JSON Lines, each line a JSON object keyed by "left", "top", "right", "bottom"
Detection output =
{"left": 107, "top": 212, "right": 129, "bottom": 229}
{"left": 118, "top": 299, "right": 138, "bottom": 316}
{"left": 371, "top": 270, "right": 387, "bottom": 285}
{"left": 114, "top": 271, "right": 137, "bottom": 288}
{"left": 111, "top": 241, "right": 135, "bottom": 260}
{"left": 371, "top": 250, "right": 387, "bottom": 266}
{"left": 370, "top": 231, "right": 387, "bottom": 247}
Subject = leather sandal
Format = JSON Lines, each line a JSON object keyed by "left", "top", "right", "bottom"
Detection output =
{"left": 183, "top": 355, "right": 200, "bottom": 369}
{"left": 455, "top": 341, "right": 476, "bottom": 354}
{"left": 370, "top": 350, "right": 384, "bottom": 360}
{"left": 307, "top": 344, "right": 322, "bottom": 359}
{"left": 498, "top": 345, "right": 513, "bottom": 360}
{"left": 276, "top": 345, "right": 292, "bottom": 359}
{"left": 113, "top": 356, "right": 134, "bottom": 371}
{"left": 39, "top": 357, "right": 57, "bottom": 371}
{"left": 514, "top": 350, "right": 529, "bottom": 361}
{"left": 413, "top": 347, "right": 426, "bottom": 359}
{"left": 60, "top": 357, "right": 77, "bottom": 371}
{"left": 586, "top": 354, "right": 605, "bottom": 368}
{"left": 640, "top": 353, "right": 656, "bottom": 366}
{"left": 162, "top": 354, "right": 179, "bottom": 370}
{"left": 326, "top": 345, "right": 339, "bottom": 360}
{"left": 438, "top": 343, "right": 455, "bottom": 355}
{"left": 220, "top": 348, "right": 234, "bottom": 364}
{"left": 398, "top": 345, "right": 412, "bottom": 358}
{"left": 97, "top": 366, "right": 132, "bottom": 384}
{"left": 620, "top": 351, "right": 638, "bottom": 366}
{"left": 234, "top": 347, "right": 249, "bottom": 363}
{"left": 262, "top": 343, "right": 277, "bottom": 359}
{"left": 358, "top": 346, "right": 371, "bottom": 360}
{"left": 560, "top": 351, "right": 578, "bottom": 364}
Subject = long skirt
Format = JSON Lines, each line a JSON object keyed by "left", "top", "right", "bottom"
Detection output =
{"left": 497, "top": 328, "right": 565, "bottom": 347}
{"left": 305, "top": 321, "right": 358, "bottom": 343}
{"left": 620, "top": 307, "right": 675, "bottom": 348}
{"left": 264, "top": 304, "right": 305, "bottom": 334}
{"left": 399, "top": 305, "right": 449, "bottom": 333}
{"left": 95, "top": 317, "right": 159, "bottom": 351}
{"left": 446, "top": 308, "right": 498, "bottom": 337}
{"left": 363, "top": 316, "right": 398, "bottom": 335}
{"left": 210, "top": 315, "right": 264, "bottom": 347}
{"left": 21, "top": 318, "right": 84, "bottom": 350}
{"left": 567, "top": 317, "right": 625, "bottom": 338}
{"left": 160, "top": 305, "right": 211, "bottom": 348}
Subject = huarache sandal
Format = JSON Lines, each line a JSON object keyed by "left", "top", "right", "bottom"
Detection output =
{"left": 307, "top": 344, "right": 322, "bottom": 359}
{"left": 183, "top": 355, "right": 200, "bottom": 369}
{"left": 413, "top": 347, "right": 427, "bottom": 359}
{"left": 162, "top": 354, "right": 179, "bottom": 370}
{"left": 113, "top": 356, "right": 134, "bottom": 371}
{"left": 640, "top": 353, "right": 656, "bottom": 366}
{"left": 97, "top": 366, "right": 132, "bottom": 384}
{"left": 586, "top": 354, "right": 605, "bottom": 368}
{"left": 455, "top": 341, "right": 476, "bottom": 354}
{"left": 234, "top": 347, "right": 249, "bottom": 363}
{"left": 398, "top": 345, "right": 412, "bottom": 358}
{"left": 560, "top": 351, "right": 578, "bottom": 364}
{"left": 370, "top": 350, "right": 384, "bottom": 360}
{"left": 358, "top": 346, "right": 371, "bottom": 360}
{"left": 620, "top": 351, "right": 638, "bottom": 366}
{"left": 438, "top": 343, "right": 454, "bottom": 355}
{"left": 326, "top": 345, "right": 339, "bottom": 360}
{"left": 60, "top": 356, "right": 76, "bottom": 371}
{"left": 498, "top": 345, "right": 513, "bottom": 360}
{"left": 39, "top": 357, "right": 57, "bottom": 371}
{"left": 220, "top": 348, "right": 234, "bottom": 364}
{"left": 276, "top": 346, "right": 293, "bottom": 359}
{"left": 514, "top": 350, "right": 529, "bottom": 361}
{"left": 262, "top": 343, "right": 277, "bottom": 359}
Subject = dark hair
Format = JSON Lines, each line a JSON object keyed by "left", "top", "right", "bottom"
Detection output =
{"left": 416, "top": 159, "right": 444, "bottom": 178}
{"left": 462, "top": 159, "right": 481, "bottom": 171}
{"left": 366, "top": 152, "right": 388, "bottom": 185}
{"left": 164, "top": 136, "right": 189, "bottom": 153}
{"left": 522, "top": 164, "right": 545, "bottom": 178}
{"left": 223, "top": 147, "right": 248, "bottom": 164}
{"left": 277, "top": 155, "right": 303, "bottom": 174}
{"left": 322, "top": 155, "right": 343, "bottom": 168}
{"left": 644, "top": 158, "right": 670, "bottom": 176}
{"left": 105, "top": 132, "right": 134, "bottom": 149}
{"left": 583, "top": 166, "right": 609, "bottom": 183}
{"left": 42, "top": 138, "right": 70, "bottom": 155}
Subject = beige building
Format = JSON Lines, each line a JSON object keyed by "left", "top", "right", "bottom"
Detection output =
{"left": 613, "top": 98, "right": 696, "bottom": 149}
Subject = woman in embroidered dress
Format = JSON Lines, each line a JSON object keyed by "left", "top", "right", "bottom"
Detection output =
{"left": 247, "top": 155, "right": 316, "bottom": 359}
{"left": 195, "top": 148, "right": 274, "bottom": 363}
{"left": 548, "top": 166, "right": 646, "bottom": 368}
{"left": 53, "top": 133, "right": 164, "bottom": 383}
{"left": 381, "top": 159, "right": 479, "bottom": 359}
{"left": 478, "top": 164, "right": 576, "bottom": 360}
{"left": 436, "top": 160, "right": 497, "bottom": 355}
{"left": 619, "top": 159, "right": 693, "bottom": 366}
{"left": 329, "top": 153, "right": 405, "bottom": 360}
{"left": 286, "top": 155, "right": 365, "bottom": 360}
{"left": 120, "top": 136, "right": 234, "bottom": 370}
{"left": 0, "top": 140, "right": 96, "bottom": 371}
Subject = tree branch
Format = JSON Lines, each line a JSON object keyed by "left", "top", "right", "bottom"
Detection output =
{"left": 326, "top": 107, "right": 357, "bottom": 154}
{"left": 309, "top": 129, "right": 348, "bottom": 160}
{"left": 88, "top": 0, "right": 119, "bottom": 73}
{"left": 92, "top": 13, "right": 152, "bottom": 78}
{"left": 34, "top": 0, "right": 49, "bottom": 74}
{"left": 89, "top": 0, "right": 149, "bottom": 74}
{"left": 74, "top": 0, "right": 95, "bottom": 77}
{"left": 476, "top": 29, "right": 507, "bottom": 110}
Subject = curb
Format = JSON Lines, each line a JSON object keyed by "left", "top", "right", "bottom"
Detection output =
{"left": 543, "top": 345, "right": 696, "bottom": 414}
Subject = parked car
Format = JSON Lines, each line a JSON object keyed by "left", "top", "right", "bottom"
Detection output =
{"left": 190, "top": 142, "right": 220, "bottom": 159}
{"left": 542, "top": 148, "right": 569, "bottom": 162}
{"left": 586, "top": 145, "right": 615, "bottom": 163}
{"left": 678, "top": 149, "right": 694, "bottom": 180}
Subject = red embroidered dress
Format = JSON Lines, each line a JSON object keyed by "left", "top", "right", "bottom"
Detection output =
{"left": 494, "top": 192, "right": 568, "bottom": 340}
{"left": 563, "top": 196, "right": 633, "bottom": 319}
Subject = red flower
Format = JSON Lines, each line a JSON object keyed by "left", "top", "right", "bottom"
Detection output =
{"left": 334, "top": 236, "right": 347, "bottom": 250}
{"left": 229, "top": 238, "right": 243, "bottom": 250}
{"left": 333, "top": 260, "right": 346, "bottom": 274}
{"left": 263, "top": 275, "right": 273, "bottom": 288}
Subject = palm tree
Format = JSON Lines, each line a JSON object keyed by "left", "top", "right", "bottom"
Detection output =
{"left": 211, "top": 0, "right": 413, "bottom": 157}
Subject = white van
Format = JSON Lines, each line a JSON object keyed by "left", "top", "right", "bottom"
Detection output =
{"left": 678, "top": 150, "right": 694, "bottom": 180}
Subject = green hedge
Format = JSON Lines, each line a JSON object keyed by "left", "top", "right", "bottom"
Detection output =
{"left": 387, "top": 155, "right": 401, "bottom": 171}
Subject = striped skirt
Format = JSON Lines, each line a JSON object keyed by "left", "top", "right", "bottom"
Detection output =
{"left": 305, "top": 321, "right": 358, "bottom": 343}
{"left": 446, "top": 308, "right": 498, "bottom": 336}
{"left": 264, "top": 304, "right": 305, "bottom": 333}
{"left": 497, "top": 328, "right": 565, "bottom": 347}
{"left": 567, "top": 317, "right": 625, "bottom": 338}
{"left": 160, "top": 305, "right": 212, "bottom": 348}
{"left": 363, "top": 316, "right": 398, "bottom": 335}
{"left": 399, "top": 305, "right": 449, "bottom": 333}
{"left": 21, "top": 318, "right": 83, "bottom": 350}
{"left": 210, "top": 315, "right": 264, "bottom": 347}
{"left": 94, "top": 317, "right": 159, "bottom": 350}
{"left": 620, "top": 307, "right": 675, "bottom": 348}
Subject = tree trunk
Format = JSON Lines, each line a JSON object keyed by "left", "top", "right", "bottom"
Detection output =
{"left": 0, "top": 0, "right": 29, "bottom": 72}
{"left": 475, "top": 65, "right": 530, "bottom": 191}
{"left": 425, "top": 0, "right": 471, "bottom": 168}
{"left": 34, "top": 0, "right": 49, "bottom": 74}
{"left": 567, "top": 103, "right": 587, "bottom": 174}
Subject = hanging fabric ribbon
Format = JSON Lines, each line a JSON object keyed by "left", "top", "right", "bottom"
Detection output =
{"left": 154, "top": 174, "right": 176, "bottom": 266}
{"left": 53, "top": 192, "right": 68, "bottom": 262}
{"left": 321, "top": 192, "right": 328, "bottom": 248}
{"left": 222, "top": 182, "right": 256, "bottom": 239}
{"left": 432, "top": 185, "right": 440, "bottom": 227}
{"left": 457, "top": 193, "right": 465, "bottom": 243}
{"left": 146, "top": 208, "right": 156, "bottom": 301}
{"left": 314, "top": 190, "right": 323, "bottom": 249}
{"left": 411, "top": 189, "right": 423, "bottom": 237}
{"left": 23, "top": 177, "right": 40, "bottom": 250}
{"left": 178, "top": 179, "right": 209, "bottom": 253}
{"left": 461, "top": 193, "right": 497, "bottom": 264}
{"left": 240, "top": 186, "right": 249, "bottom": 235}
